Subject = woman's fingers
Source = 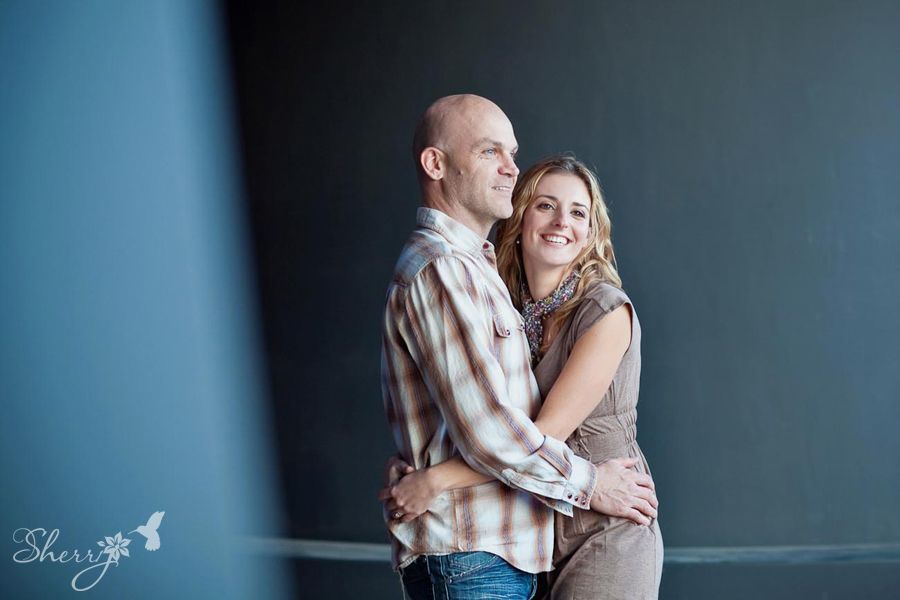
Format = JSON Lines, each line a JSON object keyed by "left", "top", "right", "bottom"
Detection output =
{"left": 383, "top": 492, "right": 415, "bottom": 513}
{"left": 377, "top": 485, "right": 410, "bottom": 504}
{"left": 386, "top": 504, "right": 428, "bottom": 523}
{"left": 384, "top": 455, "right": 414, "bottom": 485}
{"left": 378, "top": 470, "right": 437, "bottom": 522}
{"left": 381, "top": 482, "right": 429, "bottom": 523}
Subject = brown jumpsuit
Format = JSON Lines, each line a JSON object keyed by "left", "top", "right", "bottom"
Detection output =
{"left": 534, "top": 282, "right": 663, "bottom": 600}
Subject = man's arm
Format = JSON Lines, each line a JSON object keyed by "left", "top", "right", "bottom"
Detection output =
{"left": 384, "top": 303, "right": 656, "bottom": 524}
{"left": 400, "top": 255, "right": 595, "bottom": 514}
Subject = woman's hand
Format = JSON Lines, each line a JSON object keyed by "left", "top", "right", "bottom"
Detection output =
{"left": 378, "top": 465, "right": 443, "bottom": 523}
{"left": 383, "top": 454, "right": 414, "bottom": 486}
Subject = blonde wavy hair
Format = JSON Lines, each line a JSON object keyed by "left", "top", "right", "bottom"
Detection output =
{"left": 496, "top": 155, "right": 622, "bottom": 349}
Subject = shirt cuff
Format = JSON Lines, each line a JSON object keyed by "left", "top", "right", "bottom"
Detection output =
{"left": 563, "top": 454, "right": 597, "bottom": 510}
{"left": 535, "top": 437, "right": 597, "bottom": 513}
{"left": 529, "top": 456, "right": 595, "bottom": 515}
{"left": 533, "top": 495, "right": 574, "bottom": 516}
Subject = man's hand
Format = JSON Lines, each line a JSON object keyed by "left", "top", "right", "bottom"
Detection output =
{"left": 589, "top": 457, "right": 658, "bottom": 526}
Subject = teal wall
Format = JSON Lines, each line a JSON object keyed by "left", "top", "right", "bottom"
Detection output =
{"left": 1, "top": 2, "right": 290, "bottom": 598}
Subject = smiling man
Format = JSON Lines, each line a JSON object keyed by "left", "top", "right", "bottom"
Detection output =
{"left": 380, "top": 94, "right": 655, "bottom": 599}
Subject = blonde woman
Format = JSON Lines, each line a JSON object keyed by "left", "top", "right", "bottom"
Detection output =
{"left": 384, "top": 156, "right": 663, "bottom": 599}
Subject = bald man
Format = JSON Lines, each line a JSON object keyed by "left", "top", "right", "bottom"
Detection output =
{"left": 380, "top": 95, "right": 655, "bottom": 599}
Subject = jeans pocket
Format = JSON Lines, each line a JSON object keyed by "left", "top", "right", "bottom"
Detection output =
{"left": 400, "top": 556, "right": 431, "bottom": 596}
{"left": 446, "top": 551, "right": 504, "bottom": 580}
{"left": 446, "top": 553, "right": 535, "bottom": 599}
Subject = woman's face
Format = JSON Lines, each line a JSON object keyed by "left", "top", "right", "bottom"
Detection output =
{"left": 520, "top": 172, "right": 592, "bottom": 274}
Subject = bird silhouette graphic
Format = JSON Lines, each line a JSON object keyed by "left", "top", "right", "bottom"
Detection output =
{"left": 130, "top": 511, "right": 165, "bottom": 551}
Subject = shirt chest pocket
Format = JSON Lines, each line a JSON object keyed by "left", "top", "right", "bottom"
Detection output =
{"left": 492, "top": 312, "right": 525, "bottom": 338}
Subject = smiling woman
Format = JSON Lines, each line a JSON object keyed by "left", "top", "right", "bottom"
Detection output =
{"left": 496, "top": 156, "right": 622, "bottom": 358}
{"left": 504, "top": 157, "right": 662, "bottom": 599}
{"left": 520, "top": 172, "right": 594, "bottom": 298}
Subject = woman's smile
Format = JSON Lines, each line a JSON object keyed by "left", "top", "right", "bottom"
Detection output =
{"left": 521, "top": 172, "right": 592, "bottom": 273}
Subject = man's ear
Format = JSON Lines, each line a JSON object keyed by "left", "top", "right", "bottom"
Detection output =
{"left": 420, "top": 147, "right": 446, "bottom": 181}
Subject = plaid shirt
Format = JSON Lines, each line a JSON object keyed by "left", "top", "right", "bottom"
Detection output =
{"left": 381, "top": 207, "right": 597, "bottom": 574}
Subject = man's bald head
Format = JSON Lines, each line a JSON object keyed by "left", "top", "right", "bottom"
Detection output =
{"left": 410, "top": 94, "right": 519, "bottom": 237}
{"left": 412, "top": 94, "right": 507, "bottom": 174}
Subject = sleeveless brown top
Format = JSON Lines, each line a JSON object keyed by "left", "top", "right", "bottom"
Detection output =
{"left": 533, "top": 282, "right": 662, "bottom": 599}
{"left": 533, "top": 281, "right": 643, "bottom": 461}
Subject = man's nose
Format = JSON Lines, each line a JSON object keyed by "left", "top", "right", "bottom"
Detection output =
{"left": 499, "top": 152, "right": 519, "bottom": 178}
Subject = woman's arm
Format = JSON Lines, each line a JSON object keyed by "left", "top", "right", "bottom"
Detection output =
{"left": 428, "top": 455, "right": 494, "bottom": 489}
{"left": 535, "top": 304, "right": 632, "bottom": 441}
{"left": 381, "top": 456, "right": 492, "bottom": 522}
{"left": 536, "top": 303, "right": 658, "bottom": 524}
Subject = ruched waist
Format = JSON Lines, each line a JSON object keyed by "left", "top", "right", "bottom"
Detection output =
{"left": 568, "top": 409, "right": 639, "bottom": 461}
{"left": 571, "top": 429, "right": 637, "bottom": 460}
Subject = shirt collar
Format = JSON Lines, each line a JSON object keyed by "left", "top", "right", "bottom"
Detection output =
{"left": 416, "top": 207, "right": 495, "bottom": 258}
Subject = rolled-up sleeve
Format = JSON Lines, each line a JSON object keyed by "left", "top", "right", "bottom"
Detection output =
{"left": 400, "top": 255, "right": 596, "bottom": 514}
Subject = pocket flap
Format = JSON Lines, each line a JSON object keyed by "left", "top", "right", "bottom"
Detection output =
{"left": 493, "top": 313, "right": 512, "bottom": 337}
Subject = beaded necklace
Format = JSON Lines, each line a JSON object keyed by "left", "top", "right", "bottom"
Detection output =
{"left": 520, "top": 271, "right": 580, "bottom": 365}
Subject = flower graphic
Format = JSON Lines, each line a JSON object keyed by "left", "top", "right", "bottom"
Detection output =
{"left": 97, "top": 532, "right": 131, "bottom": 562}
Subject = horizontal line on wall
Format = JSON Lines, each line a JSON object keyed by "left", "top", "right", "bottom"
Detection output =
{"left": 241, "top": 537, "right": 900, "bottom": 565}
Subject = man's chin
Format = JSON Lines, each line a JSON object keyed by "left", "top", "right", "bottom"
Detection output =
{"left": 494, "top": 202, "right": 514, "bottom": 220}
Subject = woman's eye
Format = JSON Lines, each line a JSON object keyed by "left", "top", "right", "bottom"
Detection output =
{"left": 538, "top": 202, "right": 553, "bottom": 210}
{"left": 573, "top": 210, "right": 586, "bottom": 218}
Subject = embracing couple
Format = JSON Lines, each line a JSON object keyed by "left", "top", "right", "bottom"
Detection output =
{"left": 379, "top": 94, "right": 662, "bottom": 599}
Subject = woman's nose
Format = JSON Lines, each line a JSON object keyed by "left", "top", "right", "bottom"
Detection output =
{"left": 553, "top": 213, "right": 570, "bottom": 228}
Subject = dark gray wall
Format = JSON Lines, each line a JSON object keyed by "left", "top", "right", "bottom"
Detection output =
{"left": 225, "top": 1, "right": 900, "bottom": 597}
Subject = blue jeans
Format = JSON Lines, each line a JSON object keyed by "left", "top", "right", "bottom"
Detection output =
{"left": 400, "top": 551, "right": 537, "bottom": 600}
